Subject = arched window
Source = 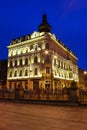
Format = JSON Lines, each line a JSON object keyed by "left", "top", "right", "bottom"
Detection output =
{"left": 25, "top": 70, "right": 28, "bottom": 76}
{"left": 19, "top": 70, "right": 22, "bottom": 76}
{"left": 14, "top": 71, "right": 17, "bottom": 77}
{"left": 10, "top": 72, "right": 12, "bottom": 77}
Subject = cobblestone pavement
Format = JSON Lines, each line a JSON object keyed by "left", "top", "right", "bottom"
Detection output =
{"left": 0, "top": 102, "right": 87, "bottom": 130}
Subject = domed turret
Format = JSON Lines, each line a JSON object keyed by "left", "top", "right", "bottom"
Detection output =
{"left": 38, "top": 14, "right": 51, "bottom": 32}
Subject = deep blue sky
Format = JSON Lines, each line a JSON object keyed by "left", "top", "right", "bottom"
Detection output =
{"left": 0, "top": 0, "right": 87, "bottom": 70}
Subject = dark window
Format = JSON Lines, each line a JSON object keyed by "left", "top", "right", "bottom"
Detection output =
{"left": 14, "top": 82, "right": 17, "bottom": 89}
{"left": 10, "top": 72, "right": 12, "bottom": 77}
{"left": 46, "top": 43, "right": 49, "bottom": 49}
{"left": 25, "top": 58, "right": 28, "bottom": 65}
{"left": 9, "top": 82, "right": 12, "bottom": 89}
{"left": 35, "top": 68, "right": 38, "bottom": 75}
{"left": 46, "top": 67, "right": 50, "bottom": 74}
{"left": 34, "top": 56, "right": 38, "bottom": 63}
{"left": 54, "top": 59, "right": 56, "bottom": 66}
{"left": 19, "top": 70, "right": 22, "bottom": 76}
{"left": 15, "top": 60, "right": 17, "bottom": 66}
{"left": 14, "top": 71, "right": 17, "bottom": 77}
{"left": 20, "top": 59, "right": 22, "bottom": 66}
{"left": 25, "top": 70, "right": 28, "bottom": 76}
{"left": 10, "top": 61, "right": 12, "bottom": 67}
{"left": 58, "top": 60, "right": 60, "bottom": 68}
{"left": 45, "top": 55, "right": 50, "bottom": 63}
{"left": 30, "top": 45, "right": 33, "bottom": 50}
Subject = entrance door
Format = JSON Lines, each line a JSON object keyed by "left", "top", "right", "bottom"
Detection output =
{"left": 33, "top": 80, "right": 39, "bottom": 93}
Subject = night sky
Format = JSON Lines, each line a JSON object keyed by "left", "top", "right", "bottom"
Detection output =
{"left": 0, "top": 0, "right": 87, "bottom": 70}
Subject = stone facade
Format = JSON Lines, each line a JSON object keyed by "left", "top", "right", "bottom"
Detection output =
{"left": 7, "top": 14, "right": 79, "bottom": 92}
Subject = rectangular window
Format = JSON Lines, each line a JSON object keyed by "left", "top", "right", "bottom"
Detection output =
{"left": 54, "top": 59, "right": 56, "bottom": 66}
{"left": 20, "top": 59, "right": 22, "bottom": 66}
{"left": 34, "top": 56, "right": 38, "bottom": 63}
{"left": 46, "top": 67, "right": 50, "bottom": 74}
{"left": 15, "top": 60, "right": 17, "bottom": 66}
{"left": 46, "top": 43, "right": 49, "bottom": 49}
{"left": 25, "top": 58, "right": 28, "bottom": 65}
{"left": 10, "top": 61, "right": 12, "bottom": 67}
{"left": 58, "top": 60, "right": 60, "bottom": 68}
{"left": 35, "top": 45, "right": 38, "bottom": 51}
{"left": 35, "top": 68, "right": 38, "bottom": 75}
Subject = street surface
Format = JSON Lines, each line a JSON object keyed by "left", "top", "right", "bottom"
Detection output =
{"left": 0, "top": 102, "right": 87, "bottom": 130}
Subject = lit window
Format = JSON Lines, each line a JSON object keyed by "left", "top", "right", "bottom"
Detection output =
{"left": 34, "top": 45, "right": 38, "bottom": 51}
{"left": 69, "top": 73, "right": 73, "bottom": 78}
{"left": 61, "top": 61, "right": 63, "bottom": 69}
{"left": 16, "top": 50, "right": 18, "bottom": 55}
{"left": 11, "top": 51, "right": 13, "bottom": 56}
{"left": 26, "top": 48, "right": 28, "bottom": 53}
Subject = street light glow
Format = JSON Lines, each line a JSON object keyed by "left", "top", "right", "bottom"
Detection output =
{"left": 45, "top": 50, "right": 48, "bottom": 54}
{"left": 84, "top": 71, "right": 87, "bottom": 75}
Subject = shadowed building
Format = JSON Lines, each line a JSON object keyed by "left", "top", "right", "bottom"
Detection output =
{"left": 7, "top": 14, "right": 79, "bottom": 92}
{"left": 78, "top": 68, "right": 87, "bottom": 90}
{"left": 0, "top": 59, "right": 7, "bottom": 89}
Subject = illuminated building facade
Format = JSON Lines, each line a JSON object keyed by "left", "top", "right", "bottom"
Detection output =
{"left": 7, "top": 14, "right": 79, "bottom": 92}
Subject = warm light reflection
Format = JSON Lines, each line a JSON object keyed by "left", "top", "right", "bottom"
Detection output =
{"left": 54, "top": 55, "right": 57, "bottom": 59}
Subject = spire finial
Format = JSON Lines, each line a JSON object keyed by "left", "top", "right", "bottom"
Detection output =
{"left": 38, "top": 13, "right": 51, "bottom": 32}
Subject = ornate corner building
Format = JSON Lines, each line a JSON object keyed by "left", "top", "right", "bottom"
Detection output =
{"left": 7, "top": 14, "right": 79, "bottom": 92}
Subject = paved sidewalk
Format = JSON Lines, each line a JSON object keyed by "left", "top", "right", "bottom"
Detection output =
{"left": 0, "top": 102, "right": 87, "bottom": 130}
